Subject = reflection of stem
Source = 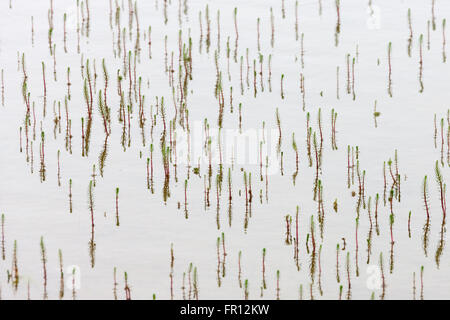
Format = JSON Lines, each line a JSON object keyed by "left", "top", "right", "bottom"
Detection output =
{"left": 420, "top": 266, "right": 424, "bottom": 300}
{"left": 335, "top": 0, "right": 341, "bottom": 47}
{"left": 346, "top": 252, "right": 351, "bottom": 300}
{"left": 40, "top": 236, "right": 48, "bottom": 300}
{"left": 379, "top": 252, "right": 385, "bottom": 300}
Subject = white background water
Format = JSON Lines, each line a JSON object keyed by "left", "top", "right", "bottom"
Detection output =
{"left": 0, "top": 0, "right": 449, "bottom": 299}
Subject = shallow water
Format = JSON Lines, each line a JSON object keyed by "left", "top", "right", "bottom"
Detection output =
{"left": 0, "top": 0, "right": 449, "bottom": 300}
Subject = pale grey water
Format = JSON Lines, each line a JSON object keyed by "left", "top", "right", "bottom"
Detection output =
{"left": 0, "top": 0, "right": 449, "bottom": 299}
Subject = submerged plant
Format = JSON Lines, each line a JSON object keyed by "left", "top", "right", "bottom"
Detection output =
{"left": 435, "top": 161, "right": 446, "bottom": 267}
{"left": 88, "top": 180, "right": 96, "bottom": 268}
{"left": 40, "top": 236, "right": 47, "bottom": 300}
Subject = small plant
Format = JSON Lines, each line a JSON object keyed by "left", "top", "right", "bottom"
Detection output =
{"left": 59, "top": 249, "right": 64, "bottom": 299}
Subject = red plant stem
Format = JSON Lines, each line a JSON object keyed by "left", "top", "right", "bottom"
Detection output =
{"left": 238, "top": 253, "right": 242, "bottom": 286}
{"left": 20, "top": 127, "right": 23, "bottom": 152}
{"left": 336, "top": 1, "right": 341, "bottom": 25}
{"left": 390, "top": 222, "right": 394, "bottom": 245}
{"left": 102, "top": 109, "right": 108, "bottom": 137}
{"left": 170, "top": 248, "right": 174, "bottom": 300}
{"left": 125, "top": 286, "right": 131, "bottom": 300}
{"left": 314, "top": 140, "right": 319, "bottom": 196}
{"left": 150, "top": 151, "right": 154, "bottom": 186}
{"left": 311, "top": 224, "right": 316, "bottom": 257}
{"left": 389, "top": 162, "right": 398, "bottom": 189}
{"left": 128, "top": 54, "right": 132, "bottom": 102}
{"left": 87, "top": 74, "right": 93, "bottom": 120}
